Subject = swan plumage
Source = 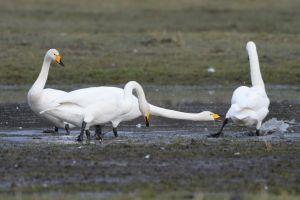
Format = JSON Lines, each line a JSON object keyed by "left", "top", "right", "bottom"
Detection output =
{"left": 27, "top": 49, "right": 72, "bottom": 133}
{"left": 210, "top": 41, "right": 270, "bottom": 137}
{"left": 42, "top": 82, "right": 219, "bottom": 140}
{"left": 227, "top": 86, "right": 269, "bottom": 127}
{"left": 44, "top": 81, "right": 151, "bottom": 141}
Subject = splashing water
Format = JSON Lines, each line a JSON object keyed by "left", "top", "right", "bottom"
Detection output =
{"left": 260, "top": 118, "right": 290, "bottom": 135}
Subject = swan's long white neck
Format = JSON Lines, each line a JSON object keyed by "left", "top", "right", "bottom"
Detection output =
{"left": 122, "top": 81, "right": 148, "bottom": 115}
{"left": 29, "top": 55, "right": 52, "bottom": 96}
{"left": 149, "top": 105, "right": 209, "bottom": 121}
{"left": 247, "top": 42, "right": 265, "bottom": 89}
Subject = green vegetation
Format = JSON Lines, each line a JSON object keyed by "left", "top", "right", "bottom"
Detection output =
{"left": 1, "top": 191, "right": 300, "bottom": 200}
{"left": 0, "top": 0, "right": 299, "bottom": 85}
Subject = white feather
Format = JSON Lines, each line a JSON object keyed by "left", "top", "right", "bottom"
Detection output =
{"left": 226, "top": 41, "right": 270, "bottom": 130}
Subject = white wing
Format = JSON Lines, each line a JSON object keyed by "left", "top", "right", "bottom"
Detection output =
{"left": 48, "top": 87, "right": 124, "bottom": 107}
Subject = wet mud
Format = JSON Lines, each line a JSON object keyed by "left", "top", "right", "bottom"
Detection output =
{"left": 0, "top": 101, "right": 300, "bottom": 198}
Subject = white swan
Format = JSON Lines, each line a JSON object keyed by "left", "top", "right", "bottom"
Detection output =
{"left": 42, "top": 82, "right": 220, "bottom": 141}
{"left": 210, "top": 41, "right": 270, "bottom": 137}
{"left": 27, "top": 49, "right": 72, "bottom": 134}
{"left": 43, "top": 81, "right": 151, "bottom": 141}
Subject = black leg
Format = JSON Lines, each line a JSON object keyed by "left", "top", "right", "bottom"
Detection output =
{"left": 54, "top": 126, "right": 59, "bottom": 133}
{"left": 94, "top": 125, "right": 103, "bottom": 141}
{"left": 85, "top": 130, "right": 91, "bottom": 140}
{"left": 113, "top": 128, "right": 118, "bottom": 137}
{"left": 77, "top": 121, "right": 86, "bottom": 142}
{"left": 65, "top": 124, "right": 70, "bottom": 135}
{"left": 256, "top": 129, "right": 260, "bottom": 136}
{"left": 209, "top": 118, "right": 228, "bottom": 138}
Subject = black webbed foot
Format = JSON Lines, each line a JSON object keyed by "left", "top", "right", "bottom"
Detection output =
{"left": 43, "top": 130, "right": 57, "bottom": 134}
{"left": 208, "top": 132, "right": 223, "bottom": 138}
{"left": 65, "top": 124, "right": 70, "bottom": 135}
{"left": 95, "top": 135, "right": 102, "bottom": 141}
{"left": 113, "top": 128, "right": 118, "bottom": 137}
{"left": 76, "top": 134, "right": 83, "bottom": 142}
{"left": 256, "top": 129, "right": 260, "bottom": 136}
{"left": 43, "top": 126, "right": 59, "bottom": 134}
{"left": 86, "top": 130, "right": 91, "bottom": 140}
{"left": 209, "top": 118, "right": 228, "bottom": 138}
{"left": 76, "top": 121, "right": 86, "bottom": 142}
{"left": 94, "top": 125, "right": 103, "bottom": 141}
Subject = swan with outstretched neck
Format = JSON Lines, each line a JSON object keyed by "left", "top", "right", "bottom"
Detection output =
{"left": 27, "top": 49, "right": 72, "bottom": 134}
{"left": 210, "top": 41, "right": 270, "bottom": 137}
{"left": 42, "top": 81, "right": 220, "bottom": 141}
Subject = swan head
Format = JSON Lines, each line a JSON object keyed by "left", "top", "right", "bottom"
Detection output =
{"left": 139, "top": 101, "right": 150, "bottom": 127}
{"left": 144, "top": 111, "right": 150, "bottom": 127}
{"left": 246, "top": 41, "right": 256, "bottom": 52}
{"left": 46, "top": 49, "right": 64, "bottom": 66}
{"left": 198, "top": 111, "right": 220, "bottom": 121}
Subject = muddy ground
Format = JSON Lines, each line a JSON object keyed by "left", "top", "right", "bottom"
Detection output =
{"left": 1, "top": 0, "right": 300, "bottom": 198}
{"left": 0, "top": 100, "right": 300, "bottom": 200}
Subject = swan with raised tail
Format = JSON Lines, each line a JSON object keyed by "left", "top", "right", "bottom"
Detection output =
{"left": 27, "top": 49, "right": 72, "bottom": 134}
{"left": 42, "top": 82, "right": 220, "bottom": 141}
{"left": 210, "top": 41, "right": 270, "bottom": 137}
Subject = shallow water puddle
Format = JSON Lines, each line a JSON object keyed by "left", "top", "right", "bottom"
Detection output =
{"left": 0, "top": 130, "right": 78, "bottom": 144}
{"left": 0, "top": 128, "right": 299, "bottom": 145}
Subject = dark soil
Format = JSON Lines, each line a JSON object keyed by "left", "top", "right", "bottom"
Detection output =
{"left": 0, "top": 102, "right": 300, "bottom": 198}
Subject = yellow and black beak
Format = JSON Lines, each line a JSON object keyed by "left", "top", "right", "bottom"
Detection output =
{"left": 55, "top": 55, "right": 64, "bottom": 66}
{"left": 211, "top": 113, "right": 220, "bottom": 119}
{"left": 144, "top": 112, "right": 150, "bottom": 127}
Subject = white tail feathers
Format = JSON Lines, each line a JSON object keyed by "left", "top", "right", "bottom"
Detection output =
{"left": 246, "top": 41, "right": 265, "bottom": 88}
